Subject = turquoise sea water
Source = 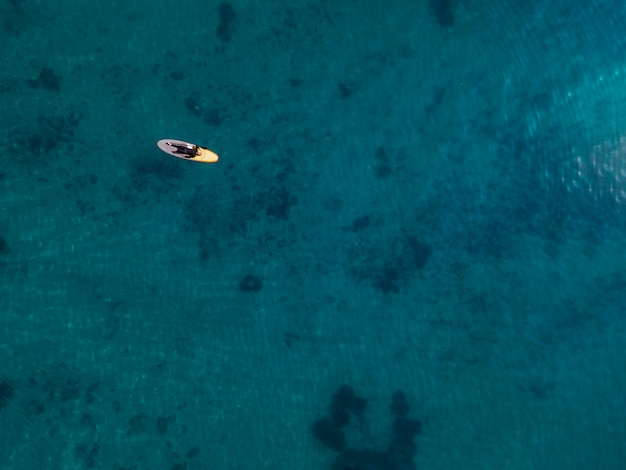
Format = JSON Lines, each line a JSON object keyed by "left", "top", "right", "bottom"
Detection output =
{"left": 1, "top": 1, "right": 626, "bottom": 468}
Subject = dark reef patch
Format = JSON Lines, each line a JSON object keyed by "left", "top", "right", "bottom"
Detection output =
{"left": 264, "top": 186, "right": 295, "bottom": 220}
{"left": 184, "top": 94, "right": 203, "bottom": 117}
{"left": 351, "top": 215, "right": 370, "bottom": 232}
{"left": 390, "top": 390, "right": 410, "bottom": 417}
{"left": 12, "top": 107, "right": 82, "bottom": 158}
{"left": 374, "top": 146, "right": 393, "bottom": 178}
{"left": 26, "top": 67, "right": 62, "bottom": 91}
{"left": 407, "top": 235, "right": 432, "bottom": 269}
{"left": 186, "top": 446, "right": 201, "bottom": 459}
{"left": 312, "top": 386, "right": 422, "bottom": 469}
{"left": 128, "top": 412, "right": 151, "bottom": 435}
{"left": 129, "top": 154, "right": 182, "bottom": 196}
{"left": 246, "top": 137, "right": 263, "bottom": 152}
{"left": 240, "top": 274, "right": 263, "bottom": 292}
{"left": 75, "top": 442, "right": 99, "bottom": 468}
{"left": 217, "top": 3, "right": 237, "bottom": 43}
{"left": 331, "top": 385, "right": 367, "bottom": 419}
{"left": 230, "top": 183, "right": 297, "bottom": 231}
{"left": 338, "top": 82, "right": 356, "bottom": 99}
{"left": 425, "top": 85, "right": 447, "bottom": 115}
{"left": 311, "top": 417, "right": 346, "bottom": 451}
{"left": 156, "top": 416, "right": 169, "bottom": 435}
{"left": 429, "top": 0, "right": 455, "bottom": 27}
{"left": 0, "top": 236, "right": 10, "bottom": 255}
{"left": 0, "top": 378, "right": 14, "bottom": 410}
{"left": 8, "top": 0, "right": 25, "bottom": 13}
{"left": 349, "top": 234, "right": 432, "bottom": 294}
{"left": 184, "top": 93, "right": 224, "bottom": 127}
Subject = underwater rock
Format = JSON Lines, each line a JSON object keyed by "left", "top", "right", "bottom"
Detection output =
{"left": 429, "top": 0, "right": 455, "bottom": 27}
{"left": 311, "top": 386, "right": 422, "bottom": 469}
{"left": 27, "top": 67, "right": 62, "bottom": 91}
{"left": 239, "top": 275, "right": 263, "bottom": 292}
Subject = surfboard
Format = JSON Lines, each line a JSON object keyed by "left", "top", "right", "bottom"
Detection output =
{"left": 157, "top": 139, "right": 219, "bottom": 163}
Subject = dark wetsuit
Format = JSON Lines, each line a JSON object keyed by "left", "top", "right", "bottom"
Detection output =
{"left": 171, "top": 143, "right": 198, "bottom": 158}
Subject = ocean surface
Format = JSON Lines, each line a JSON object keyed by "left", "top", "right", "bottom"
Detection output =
{"left": 1, "top": 1, "right": 626, "bottom": 468}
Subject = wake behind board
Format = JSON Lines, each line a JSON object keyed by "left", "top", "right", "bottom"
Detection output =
{"left": 157, "top": 139, "right": 219, "bottom": 163}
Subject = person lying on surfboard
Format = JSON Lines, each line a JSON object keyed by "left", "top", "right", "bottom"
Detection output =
{"left": 170, "top": 142, "right": 199, "bottom": 158}
{"left": 157, "top": 139, "right": 219, "bottom": 163}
